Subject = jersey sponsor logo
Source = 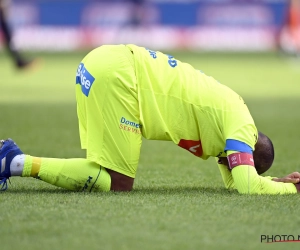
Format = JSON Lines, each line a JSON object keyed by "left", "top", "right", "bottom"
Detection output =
{"left": 167, "top": 54, "right": 177, "bottom": 68}
{"left": 76, "top": 63, "right": 95, "bottom": 97}
{"left": 120, "top": 117, "right": 141, "bottom": 128}
{"left": 178, "top": 139, "right": 203, "bottom": 157}
{"left": 119, "top": 117, "right": 142, "bottom": 134}
{"left": 146, "top": 48, "right": 157, "bottom": 58}
{"left": 145, "top": 48, "right": 178, "bottom": 68}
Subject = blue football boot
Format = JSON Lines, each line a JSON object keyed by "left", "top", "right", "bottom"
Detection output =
{"left": 0, "top": 139, "right": 23, "bottom": 191}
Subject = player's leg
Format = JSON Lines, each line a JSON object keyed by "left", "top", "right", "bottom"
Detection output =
{"left": 0, "top": 45, "right": 141, "bottom": 192}
{"left": 0, "top": 141, "right": 133, "bottom": 191}
{"left": 0, "top": 139, "right": 111, "bottom": 191}
{"left": 75, "top": 44, "right": 142, "bottom": 190}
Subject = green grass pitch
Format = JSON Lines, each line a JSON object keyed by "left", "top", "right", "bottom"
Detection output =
{"left": 0, "top": 50, "right": 300, "bottom": 250}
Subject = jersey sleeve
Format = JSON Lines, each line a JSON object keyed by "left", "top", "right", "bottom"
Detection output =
{"left": 226, "top": 150, "right": 297, "bottom": 194}
{"left": 215, "top": 158, "right": 236, "bottom": 189}
{"left": 231, "top": 165, "right": 297, "bottom": 194}
{"left": 223, "top": 93, "right": 258, "bottom": 151}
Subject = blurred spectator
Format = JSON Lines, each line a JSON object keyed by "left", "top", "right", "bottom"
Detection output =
{"left": 0, "top": 0, "right": 37, "bottom": 69}
{"left": 279, "top": 0, "right": 300, "bottom": 56}
{"left": 129, "top": 0, "right": 145, "bottom": 26}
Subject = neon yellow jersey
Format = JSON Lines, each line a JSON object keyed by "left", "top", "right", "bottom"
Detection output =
{"left": 127, "top": 44, "right": 257, "bottom": 159}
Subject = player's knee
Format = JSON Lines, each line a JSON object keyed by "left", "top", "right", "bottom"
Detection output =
{"left": 105, "top": 168, "right": 134, "bottom": 191}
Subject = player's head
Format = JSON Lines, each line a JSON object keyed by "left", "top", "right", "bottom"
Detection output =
{"left": 253, "top": 131, "right": 274, "bottom": 175}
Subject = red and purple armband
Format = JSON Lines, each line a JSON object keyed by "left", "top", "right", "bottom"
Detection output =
{"left": 227, "top": 152, "right": 254, "bottom": 170}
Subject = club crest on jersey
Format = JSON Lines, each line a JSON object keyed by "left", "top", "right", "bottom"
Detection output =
{"left": 76, "top": 63, "right": 95, "bottom": 97}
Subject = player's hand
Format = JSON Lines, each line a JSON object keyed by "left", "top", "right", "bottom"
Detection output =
{"left": 272, "top": 172, "right": 300, "bottom": 184}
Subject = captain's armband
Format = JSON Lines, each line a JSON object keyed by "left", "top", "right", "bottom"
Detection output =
{"left": 227, "top": 152, "right": 254, "bottom": 170}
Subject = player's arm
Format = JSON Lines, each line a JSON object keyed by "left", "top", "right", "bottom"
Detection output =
{"left": 227, "top": 150, "right": 298, "bottom": 194}
{"left": 216, "top": 155, "right": 300, "bottom": 192}
{"left": 215, "top": 157, "right": 236, "bottom": 189}
{"left": 216, "top": 156, "right": 280, "bottom": 189}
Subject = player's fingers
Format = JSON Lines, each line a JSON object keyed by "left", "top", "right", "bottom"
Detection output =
{"left": 282, "top": 178, "right": 300, "bottom": 183}
{"left": 291, "top": 178, "right": 300, "bottom": 183}
{"left": 273, "top": 177, "right": 300, "bottom": 183}
{"left": 290, "top": 172, "right": 300, "bottom": 178}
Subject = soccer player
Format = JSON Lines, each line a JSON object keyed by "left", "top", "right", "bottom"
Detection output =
{"left": 1, "top": 44, "right": 300, "bottom": 194}
{"left": 0, "top": 0, "right": 36, "bottom": 69}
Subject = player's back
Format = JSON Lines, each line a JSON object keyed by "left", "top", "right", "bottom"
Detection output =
{"left": 127, "top": 44, "right": 256, "bottom": 159}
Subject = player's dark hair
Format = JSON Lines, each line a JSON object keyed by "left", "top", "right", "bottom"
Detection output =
{"left": 253, "top": 131, "right": 274, "bottom": 175}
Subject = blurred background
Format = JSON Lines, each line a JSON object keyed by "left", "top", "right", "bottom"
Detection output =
{"left": 0, "top": 0, "right": 299, "bottom": 54}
